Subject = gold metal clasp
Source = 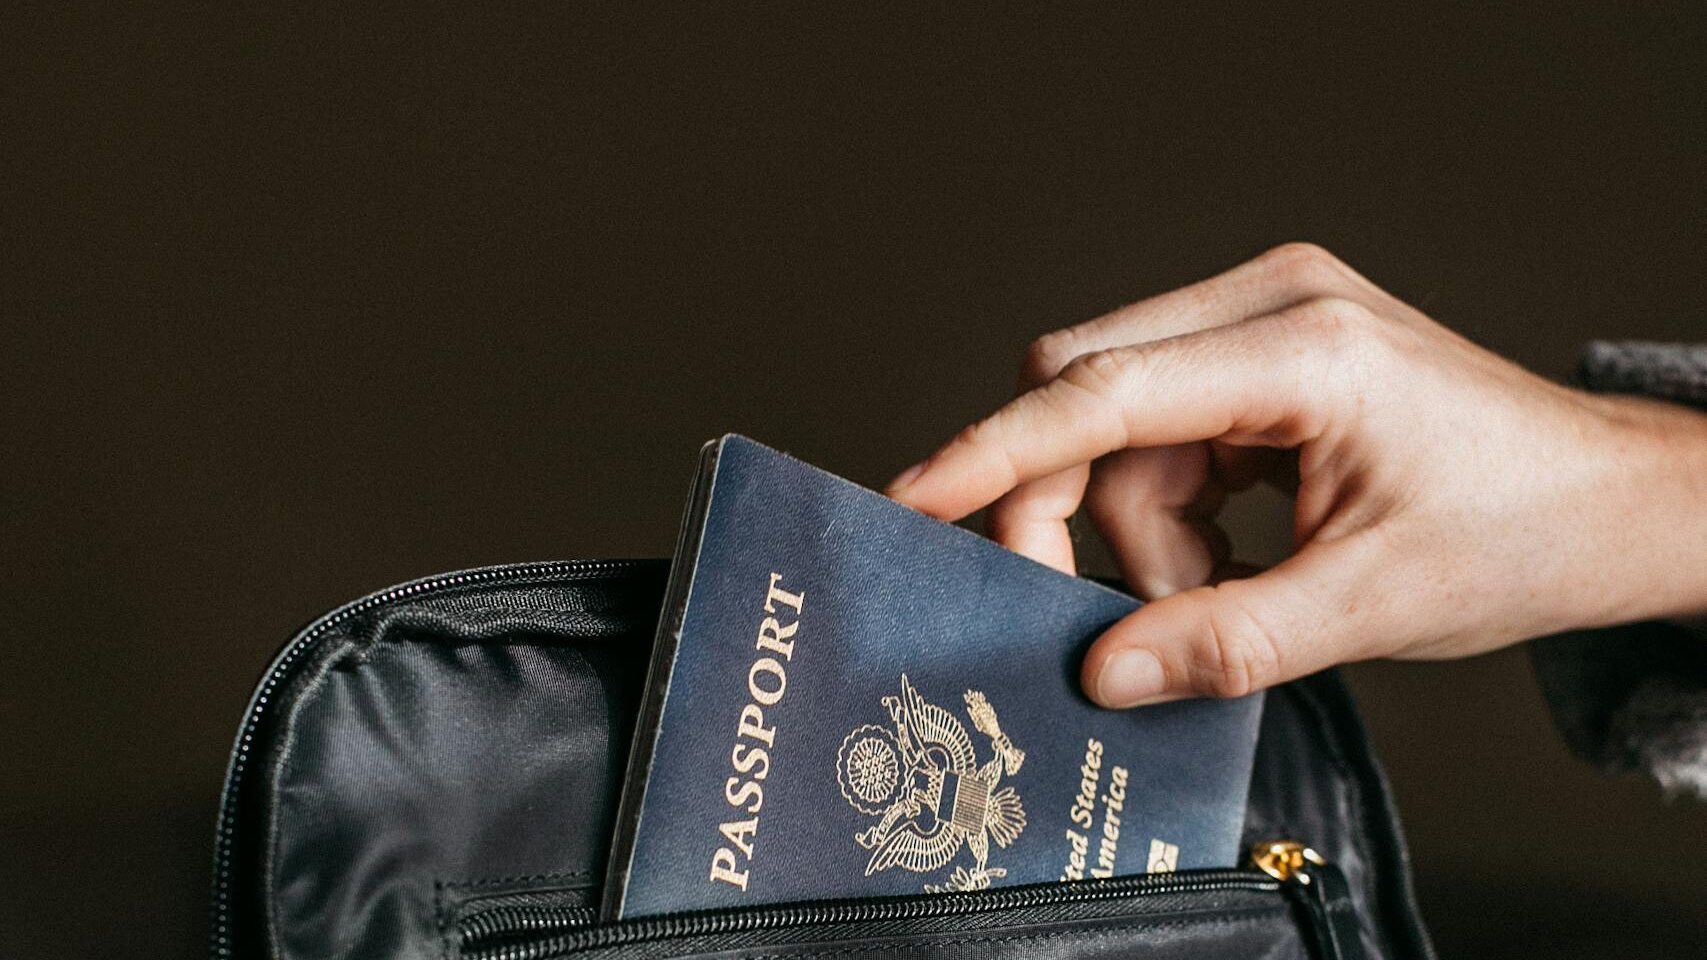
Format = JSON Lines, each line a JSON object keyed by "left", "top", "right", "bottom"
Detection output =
{"left": 1249, "top": 840, "right": 1326, "bottom": 884}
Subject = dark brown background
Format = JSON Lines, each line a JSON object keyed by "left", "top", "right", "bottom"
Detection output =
{"left": 5, "top": 4, "right": 1705, "bottom": 958}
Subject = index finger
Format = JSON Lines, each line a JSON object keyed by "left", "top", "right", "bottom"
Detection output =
{"left": 888, "top": 305, "right": 1342, "bottom": 521}
{"left": 987, "top": 245, "right": 1344, "bottom": 575}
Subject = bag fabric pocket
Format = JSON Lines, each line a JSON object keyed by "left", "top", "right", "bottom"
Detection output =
{"left": 211, "top": 559, "right": 1431, "bottom": 960}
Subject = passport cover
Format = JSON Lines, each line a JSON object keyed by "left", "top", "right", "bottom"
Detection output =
{"left": 602, "top": 435, "right": 1263, "bottom": 919}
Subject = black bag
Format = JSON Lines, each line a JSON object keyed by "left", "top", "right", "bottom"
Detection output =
{"left": 211, "top": 559, "right": 1437, "bottom": 960}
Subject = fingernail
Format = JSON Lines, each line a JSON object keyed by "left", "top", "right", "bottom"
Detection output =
{"left": 1096, "top": 648, "right": 1167, "bottom": 708}
{"left": 886, "top": 460, "right": 928, "bottom": 495}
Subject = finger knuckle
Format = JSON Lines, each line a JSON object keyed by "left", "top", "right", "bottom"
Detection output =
{"left": 1292, "top": 296, "right": 1376, "bottom": 347}
{"left": 1191, "top": 588, "right": 1283, "bottom": 698}
{"left": 1060, "top": 347, "right": 1136, "bottom": 398}
{"left": 1023, "top": 330, "right": 1080, "bottom": 384}
{"left": 1260, "top": 242, "right": 1346, "bottom": 289}
{"left": 952, "top": 417, "right": 997, "bottom": 452}
{"left": 951, "top": 412, "right": 1018, "bottom": 463}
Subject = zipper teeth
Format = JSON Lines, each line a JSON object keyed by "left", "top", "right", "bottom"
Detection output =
{"left": 208, "top": 559, "right": 655, "bottom": 960}
{"left": 460, "top": 905, "right": 600, "bottom": 946}
{"left": 466, "top": 871, "right": 1280, "bottom": 960}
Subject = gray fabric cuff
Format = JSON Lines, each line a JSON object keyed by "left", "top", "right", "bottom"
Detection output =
{"left": 1531, "top": 623, "right": 1707, "bottom": 797}
{"left": 1576, "top": 340, "right": 1707, "bottom": 408}
{"left": 1530, "top": 341, "right": 1707, "bottom": 797}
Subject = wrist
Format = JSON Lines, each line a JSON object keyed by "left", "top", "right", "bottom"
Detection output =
{"left": 1569, "top": 395, "right": 1707, "bottom": 630}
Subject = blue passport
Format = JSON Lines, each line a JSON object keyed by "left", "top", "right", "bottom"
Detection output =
{"left": 602, "top": 435, "right": 1263, "bottom": 919}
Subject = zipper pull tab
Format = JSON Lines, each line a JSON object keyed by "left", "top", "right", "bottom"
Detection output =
{"left": 1250, "top": 841, "right": 1368, "bottom": 960}
{"left": 1250, "top": 839, "right": 1325, "bottom": 883}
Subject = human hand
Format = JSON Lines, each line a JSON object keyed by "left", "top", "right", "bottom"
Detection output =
{"left": 887, "top": 244, "right": 1707, "bottom": 707}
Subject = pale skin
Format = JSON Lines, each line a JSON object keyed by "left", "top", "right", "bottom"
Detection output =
{"left": 887, "top": 244, "right": 1707, "bottom": 709}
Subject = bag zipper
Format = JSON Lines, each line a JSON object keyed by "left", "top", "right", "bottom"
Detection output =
{"left": 1251, "top": 841, "right": 1369, "bottom": 960}
{"left": 459, "top": 841, "right": 1360, "bottom": 960}
{"left": 208, "top": 559, "right": 661, "bottom": 960}
{"left": 459, "top": 868, "right": 1279, "bottom": 960}
{"left": 459, "top": 905, "right": 601, "bottom": 949}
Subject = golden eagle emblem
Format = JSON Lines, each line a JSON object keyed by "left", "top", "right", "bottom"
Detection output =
{"left": 835, "top": 674, "right": 1027, "bottom": 892}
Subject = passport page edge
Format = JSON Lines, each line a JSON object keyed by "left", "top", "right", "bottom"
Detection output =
{"left": 599, "top": 437, "right": 726, "bottom": 919}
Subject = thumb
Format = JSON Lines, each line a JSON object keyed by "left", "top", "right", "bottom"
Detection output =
{"left": 1082, "top": 539, "right": 1377, "bottom": 707}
